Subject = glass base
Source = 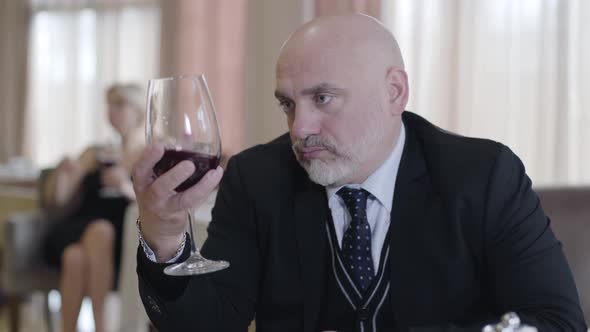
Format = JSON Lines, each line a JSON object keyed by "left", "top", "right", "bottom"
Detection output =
{"left": 164, "top": 254, "right": 229, "bottom": 276}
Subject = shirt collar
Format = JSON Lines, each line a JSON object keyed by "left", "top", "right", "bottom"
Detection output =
{"left": 326, "top": 122, "right": 406, "bottom": 213}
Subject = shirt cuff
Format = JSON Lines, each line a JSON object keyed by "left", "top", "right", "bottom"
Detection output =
{"left": 141, "top": 236, "right": 187, "bottom": 263}
{"left": 136, "top": 217, "right": 187, "bottom": 263}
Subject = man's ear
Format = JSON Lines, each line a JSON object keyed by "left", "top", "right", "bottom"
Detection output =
{"left": 386, "top": 66, "right": 409, "bottom": 115}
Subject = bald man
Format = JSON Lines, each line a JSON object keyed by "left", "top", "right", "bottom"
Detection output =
{"left": 133, "top": 14, "right": 586, "bottom": 332}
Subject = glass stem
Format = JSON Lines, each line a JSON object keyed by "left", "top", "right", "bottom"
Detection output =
{"left": 187, "top": 209, "right": 200, "bottom": 256}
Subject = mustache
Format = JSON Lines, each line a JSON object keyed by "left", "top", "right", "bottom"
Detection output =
{"left": 292, "top": 135, "right": 338, "bottom": 154}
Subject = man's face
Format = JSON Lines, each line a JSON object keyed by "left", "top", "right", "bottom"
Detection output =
{"left": 275, "top": 46, "right": 391, "bottom": 186}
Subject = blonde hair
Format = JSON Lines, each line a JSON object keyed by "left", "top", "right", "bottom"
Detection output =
{"left": 106, "top": 83, "right": 145, "bottom": 113}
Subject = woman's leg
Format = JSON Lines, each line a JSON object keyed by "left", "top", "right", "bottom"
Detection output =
{"left": 60, "top": 243, "right": 87, "bottom": 332}
{"left": 81, "top": 219, "right": 116, "bottom": 332}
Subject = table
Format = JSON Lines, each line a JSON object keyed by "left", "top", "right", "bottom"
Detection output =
{"left": 0, "top": 185, "right": 38, "bottom": 245}
{"left": 0, "top": 176, "right": 37, "bottom": 189}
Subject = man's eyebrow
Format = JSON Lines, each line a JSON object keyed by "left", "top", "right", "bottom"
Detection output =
{"left": 274, "top": 90, "right": 288, "bottom": 99}
{"left": 301, "top": 83, "right": 344, "bottom": 95}
{"left": 275, "top": 83, "right": 345, "bottom": 100}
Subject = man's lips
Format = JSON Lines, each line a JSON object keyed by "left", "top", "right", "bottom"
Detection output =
{"left": 298, "top": 147, "right": 327, "bottom": 159}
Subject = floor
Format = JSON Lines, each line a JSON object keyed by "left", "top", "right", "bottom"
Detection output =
{"left": 0, "top": 291, "right": 122, "bottom": 332}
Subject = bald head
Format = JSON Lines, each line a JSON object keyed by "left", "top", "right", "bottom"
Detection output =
{"left": 275, "top": 14, "right": 409, "bottom": 186}
{"left": 277, "top": 14, "right": 404, "bottom": 75}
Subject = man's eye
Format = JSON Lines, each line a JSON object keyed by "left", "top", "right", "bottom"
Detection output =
{"left": 279, "top": 99, "right": 294, "bottom": 112}
{"left": 314, "top": 94, "right": 332, "bottom": 105}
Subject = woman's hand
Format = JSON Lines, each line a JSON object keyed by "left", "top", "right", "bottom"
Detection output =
{"left": 45, "top": 157, "right": 84, "bottom": 207}
{"left": 100, "top": 164, "right": 129, "bottom": 190}
{"left": 100, "top": 164, "right": 137, "bottom": 200}
{"left": 55, "top": 157, "right": 80, "bottom": 174}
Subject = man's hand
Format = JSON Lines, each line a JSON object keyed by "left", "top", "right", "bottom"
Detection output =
{"left": 131, "top": 144, "right": 224, "bottom": 262}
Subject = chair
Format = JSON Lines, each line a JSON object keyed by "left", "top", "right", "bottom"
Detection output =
{"left": 537, "top": 187, "right": 590, "bottom": 324}
{"left": 1, "top": 168, "right": 59, "bottom": 331}
{"left": 1, "top": 210, "right": 59, "bottom": 331}
{"left": 1, "top": 167, "right": 150, "bottom": 332}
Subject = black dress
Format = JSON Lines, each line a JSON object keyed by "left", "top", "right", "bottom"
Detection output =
{"left": 43, "top": 168, "right": 131, "bottom": 286}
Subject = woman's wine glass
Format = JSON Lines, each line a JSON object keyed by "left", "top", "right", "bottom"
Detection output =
{"left": 96, "top": 140, "right": 122, "bottom": 198}
{"left": 146, "top": 74, "right": 229, "bottom": 276}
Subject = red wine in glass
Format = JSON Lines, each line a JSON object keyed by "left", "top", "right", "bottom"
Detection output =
{"left": 97, "top": 143, "right": 121, "bottom": 169}
{"left": 153, "top": 149, "right": 220, "bottom": 192}
{"left": 99, "top": 160, "right": 116, "bottom": 168}
{"left": 97, "top": 159, "right": 122, "bottom": 197}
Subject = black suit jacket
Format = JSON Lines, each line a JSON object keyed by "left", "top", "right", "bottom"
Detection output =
{"left": 137, "top": 112, "right": 587, "bottom": 331}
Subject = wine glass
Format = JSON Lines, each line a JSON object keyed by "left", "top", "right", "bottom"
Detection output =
{"left": 146, "top": 74, "right": 229, "bottom": 276}
{"left": 97, "top": 140, "right": 123, "bottom": 198}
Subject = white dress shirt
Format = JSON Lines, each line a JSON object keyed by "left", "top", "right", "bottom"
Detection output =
{"left": 326, "top": 123, "right": 405, "bottom": 271}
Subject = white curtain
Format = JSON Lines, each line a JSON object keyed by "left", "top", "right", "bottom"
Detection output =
{"left": 382, "top": 0, "right": 590, "bottom": 186}
{"left": 25, "top": 1, "right": 160, "bottom": 167}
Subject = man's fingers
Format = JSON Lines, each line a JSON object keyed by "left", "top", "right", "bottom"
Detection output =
{"left": 173, "top": 166, "right": 224, "bottom": 211}
{"left": 149, "top": 160, "right": 196, "bottom": 198}
{"left": 132, "top": 144, "right": 165, "bottom": 190}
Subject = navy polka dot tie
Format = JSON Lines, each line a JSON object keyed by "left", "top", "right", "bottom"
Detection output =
{"left": 337, "top": 187, "right": 374, "bottom": 292}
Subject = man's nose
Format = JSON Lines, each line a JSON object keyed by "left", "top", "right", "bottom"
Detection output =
{"left": 290, "top": 106, "right": 321, "bottom": 140}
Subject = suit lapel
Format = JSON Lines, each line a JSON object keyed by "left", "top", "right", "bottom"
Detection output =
{"left": 293, "top": 175, "right": 329, "bottom": 332}
{"left": 388, "top": 121, "right": 430, "bottom": 327}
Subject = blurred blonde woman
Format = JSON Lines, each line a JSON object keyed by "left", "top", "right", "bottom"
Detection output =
{"left": 43, "top": 83, "right": 144, "bottom": 332}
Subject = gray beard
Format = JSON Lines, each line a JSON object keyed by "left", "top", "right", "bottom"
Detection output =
{"left": 300, "top": 157, "right": 359, "bottom": 187}
{"left": 292, "top": 114, "right": 387, "bottom": 187}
